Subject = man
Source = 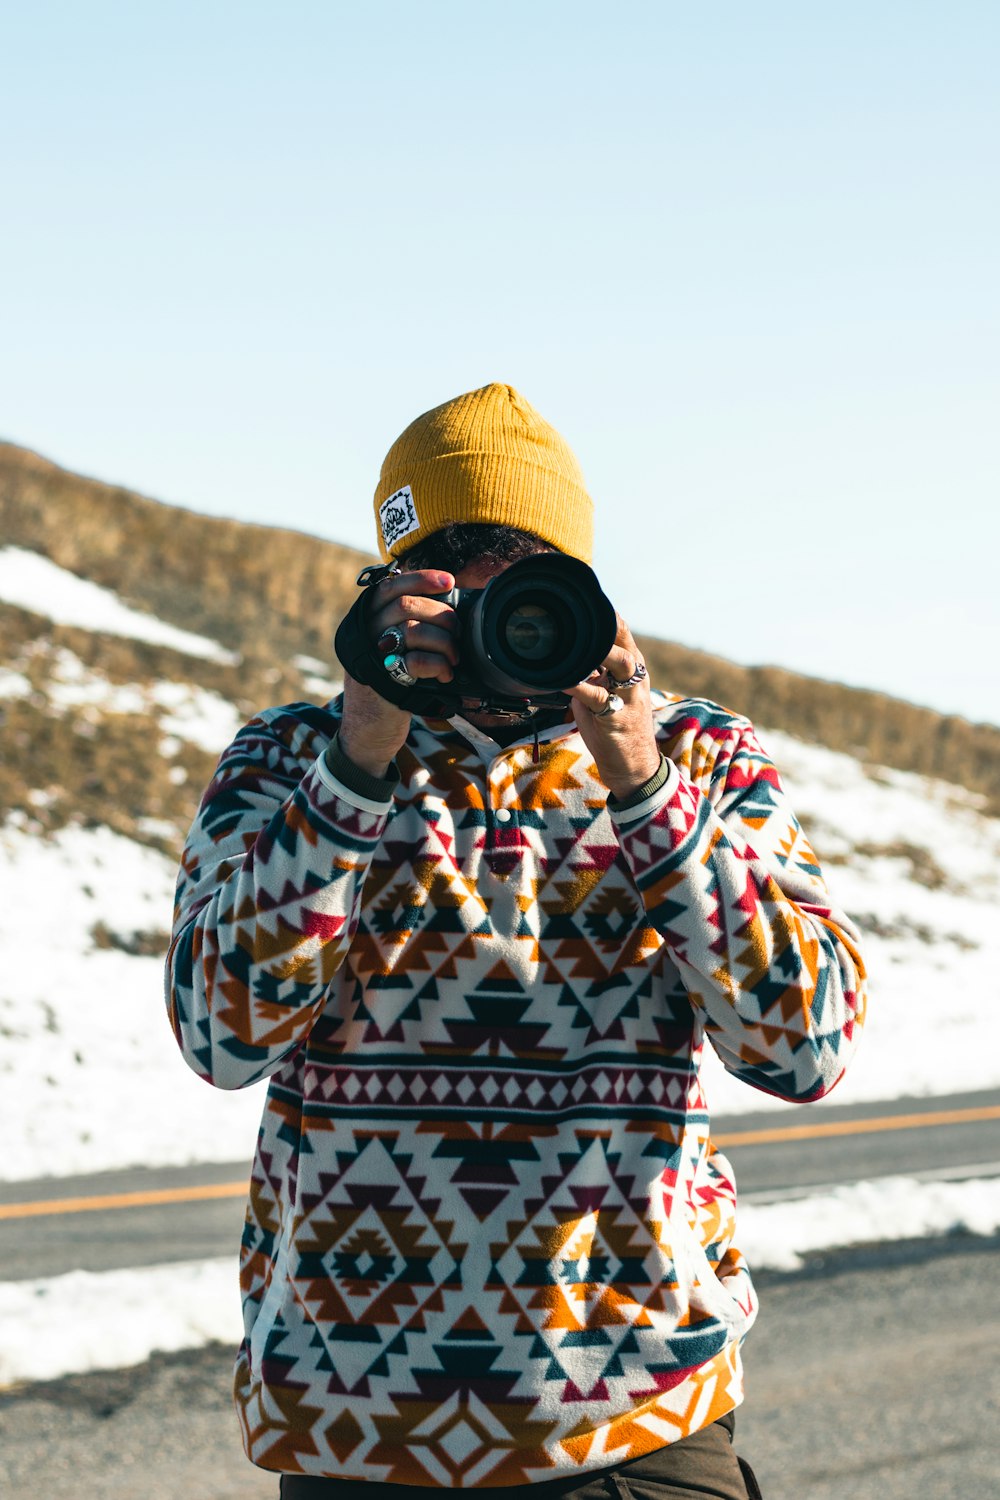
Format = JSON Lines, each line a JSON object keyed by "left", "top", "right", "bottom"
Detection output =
{"left": 166, "top": 383, "right": 867, "bottom": 1497}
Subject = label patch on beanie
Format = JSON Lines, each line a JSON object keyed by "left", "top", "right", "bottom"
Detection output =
{"left": 379, "top": 486, "right": 420, "bottom": 551}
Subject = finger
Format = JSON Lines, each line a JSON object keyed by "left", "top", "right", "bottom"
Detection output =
{"left": 564, "top": 678, "right": 619, "bottom": 717}
{"left": 603, "top": 608, "right": 640, "bottom": 659}
{"left": 375, "top": 569, "right": 455, "bottom": 607}
{"left": 376, "top": 620, "right": 459, "bottom": 666}
{"left": 391, "top": 649, "right": 455, "bottom": 683}
{"left": 612, "top": 608, "right": 638, "bottom": 645}
{"left": 372, "top": 594, "right": 462, "bottom": 641}
{"left": 601, "top": 643, "right": 639, "bottom": 681}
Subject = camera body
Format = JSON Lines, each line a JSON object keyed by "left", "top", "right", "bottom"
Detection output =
{"left": 335, "top": 553, "right": 617, "bottom": 717}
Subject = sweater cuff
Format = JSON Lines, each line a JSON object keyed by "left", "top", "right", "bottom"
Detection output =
{"left": 607, "top": 755, "right": 671, "bottom": 812}
{"left": 608, "top": 756, "right": 680, "bottom": 826}
{"left": 318, "top": 732, "right": 400, "bottom": 807}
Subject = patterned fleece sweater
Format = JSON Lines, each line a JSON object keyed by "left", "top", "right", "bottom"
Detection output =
{"left": 166, "top": 690, "right": 867, "bottom": 1487}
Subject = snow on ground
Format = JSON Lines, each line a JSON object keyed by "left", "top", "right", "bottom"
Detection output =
{"left": 0, "top": 1258, "right": 242, "bottom": 1385}
{"left": 699, "top": 725, "right": 1000, "bottom": 1118}
{"left": 737, "top": 1173, "right": 1000, "bottom": 1272}
{"left": 293, "top": 652, "right": 342, "bottom": 699}
{"left": 0, "top": 667, "right": 32, "bottom": 698}
{"left": 0, "top": 726, "right": 998, "bottom": 1182}
{"left": 0, "top": 546, "right": 238, "bottom": 665}
{"left": 2, "top": 725, "right": 1000, "bottom": 1387}
{"left": 3, "top": 1174, "right": 1000, "bottom": 1385}
{"left": 0, "top": 822, "right": 264, "bottom": 1182}
{"left": 1, "top": 642, "right": 244, "bottom": 755}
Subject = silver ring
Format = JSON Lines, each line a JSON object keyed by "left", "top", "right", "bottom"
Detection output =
{"left": 383, "top": 653, "right": 417, "bottom": 687}
{"left": 379, "top": 626, "right": 404, "bottom": 654}
{"left": 606, "top": 661, "right": 647, "bottom": 691}
{"left": 592, "top": 692, "right": 625, "bottom": 718}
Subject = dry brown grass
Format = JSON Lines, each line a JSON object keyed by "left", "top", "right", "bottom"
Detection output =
{"left": 3, "top": 438, "right": 999, "bottom": 834}
{"left": 633, "top": 643, "right": 1000, "bottom": 816}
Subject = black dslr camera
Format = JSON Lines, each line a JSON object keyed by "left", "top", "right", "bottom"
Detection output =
{"left": 334, "top": 553, "right": 617, "bottom": 717}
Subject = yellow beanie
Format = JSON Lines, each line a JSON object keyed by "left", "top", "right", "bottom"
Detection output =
{"left": 373, "top": 383, "right": 593, "bottom": 564}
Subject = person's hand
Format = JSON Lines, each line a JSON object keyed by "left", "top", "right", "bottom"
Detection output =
{"left": 564, "top": 614, "right": 662, "bottom": 801}
{"left": 339, "top": 569, "right": 458, "bottom": 777}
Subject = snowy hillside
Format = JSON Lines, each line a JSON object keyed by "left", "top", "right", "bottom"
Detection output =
{"left": 2, "top": 545, "right": 999, "bottom": 1182}
{"left": 0, "top": 544, "right": 338, "bottom": 1179}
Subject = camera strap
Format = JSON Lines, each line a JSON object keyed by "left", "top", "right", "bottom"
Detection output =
{"left": 354, "top": 562, "right": 400, "bottom": 589}
{"left": 333, "top": 564, "right": 459, "bottom": 715}
{"left": 334, "top": 561, "right": 583, "bottom": 721}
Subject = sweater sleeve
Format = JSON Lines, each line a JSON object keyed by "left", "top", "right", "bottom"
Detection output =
{"left": 165, "top": 710, "right": 395, "bottom": 1091}
{"left": 609, "top": 720, "right": 868, "bottom": 1102}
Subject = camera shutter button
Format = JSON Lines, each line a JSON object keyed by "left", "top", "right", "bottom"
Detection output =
{"left": 494, "top": 807, "right": 512, "bottom": 824}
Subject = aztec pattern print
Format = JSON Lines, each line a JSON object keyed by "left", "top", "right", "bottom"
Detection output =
{"left": 166, "top": 691, "right": 867, "bottom": 1486}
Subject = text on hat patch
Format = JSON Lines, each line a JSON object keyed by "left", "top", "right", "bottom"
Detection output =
{"left": 379, "top": 486, "right": 420, "bottom": 550}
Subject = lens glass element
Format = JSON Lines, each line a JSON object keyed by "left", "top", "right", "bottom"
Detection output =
{"left": 501, "top": 602, "right": 560, "bottom": 662}
{"left": 469, "top": 553, "right": 617, "bottom": 699}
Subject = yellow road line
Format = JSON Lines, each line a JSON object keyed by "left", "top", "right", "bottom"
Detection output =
{"left": 715, "top": 1103, "right": 1000, "bottom": 1147}
{"left": 0, "top": 1180, "right": 248, "bottom": 1221}
{"left": 2, "top": 1104, "right": 999, "bottom": 1221}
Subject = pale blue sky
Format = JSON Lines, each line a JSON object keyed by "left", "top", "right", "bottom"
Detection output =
{"left": 2, "top": 2, "right": 998, "bottom": 725}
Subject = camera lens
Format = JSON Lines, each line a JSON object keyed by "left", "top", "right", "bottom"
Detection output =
{"left": 468, "top": 554, "right": 617, "bottom": 697}
{"left": 500, "top": 600, "right": 561, "bottom": 663}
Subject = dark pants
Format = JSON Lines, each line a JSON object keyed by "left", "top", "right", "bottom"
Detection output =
{"left": 277, "top": 1412, "right": 763, "bottom": 1498}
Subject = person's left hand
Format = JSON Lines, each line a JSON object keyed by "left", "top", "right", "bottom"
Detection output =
{"left": 564, "top": 613, "right": 662, "bottom": 801}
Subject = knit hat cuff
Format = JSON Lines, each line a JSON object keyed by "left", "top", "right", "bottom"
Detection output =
{"left": 376, "top": 453, "right": 593, "bottom": 563}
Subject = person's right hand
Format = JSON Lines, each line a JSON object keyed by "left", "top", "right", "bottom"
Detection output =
{"left": 338, "top": 569, "right": 458, "bottom": 777}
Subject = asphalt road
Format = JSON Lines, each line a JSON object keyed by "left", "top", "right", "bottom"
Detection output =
{"left": 2, "top": 1089, "right": 999, "bottom": 1499}
{"left": 2, "top": 1088, "right": 999, "bottom": 1281}
{"left": 1, "top": 1239, "right": 997, "bottom": 1499}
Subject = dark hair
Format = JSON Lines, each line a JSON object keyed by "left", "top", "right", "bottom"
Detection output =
{"left": 398, "top": 522, "right": 555, "bottom": 574}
